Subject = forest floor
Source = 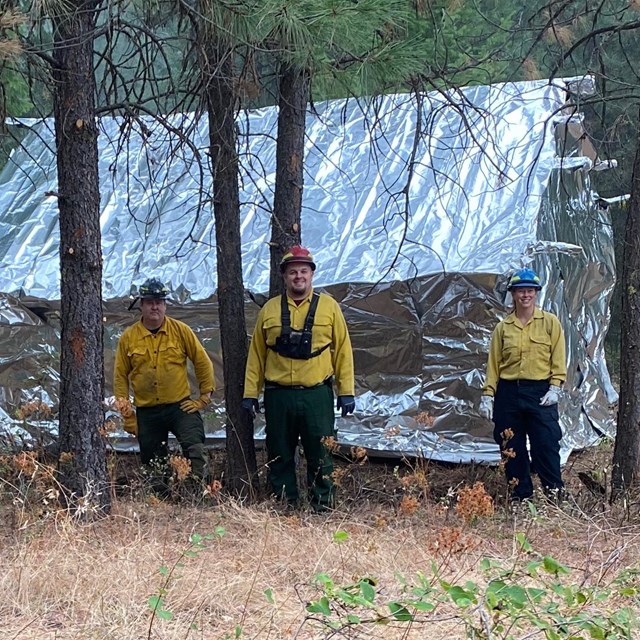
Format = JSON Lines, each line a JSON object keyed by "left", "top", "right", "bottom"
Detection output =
{"left": 0, "top": 439, "right": 639, "bottom": 639}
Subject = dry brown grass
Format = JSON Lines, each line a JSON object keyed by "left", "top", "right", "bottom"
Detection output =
{"left": 0, "top": 443, "right": 638, "bottom": 639}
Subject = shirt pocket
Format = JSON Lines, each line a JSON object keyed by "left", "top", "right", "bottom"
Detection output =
{"left": 159, "top": 341, "right": 185, "bottom": 367}
{"left": 501, "top": 332, "right": 520, "bottom": 353}
{"left": 127, "top": 346, "right": 148, "bottom": 366}
{"left": 311, "top": 312, "right": 333, "bottom": 350}
{"left": 530, "top": 332, "right": 551, "bottom": 349}
{"left": 262, "top": 316, "right": 283, "bottom": 346}
{"left": 529, "top": 332, "right": 552, "bottom": 363}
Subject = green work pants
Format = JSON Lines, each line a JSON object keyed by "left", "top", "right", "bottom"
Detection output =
{"left": 136, "top": 402, "right": 207, "bottom": 478}
{"left": 263, "top": 382, "right": 336, "bottom": 509}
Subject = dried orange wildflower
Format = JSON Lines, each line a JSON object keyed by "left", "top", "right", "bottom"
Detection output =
{"left": 500, "top": 428, "right": 514, "bottom": 443}
{"left": 416, "top": 412, "right": 436, "bottom": 427}
{"left": 99, "top": 418, "right": 119, "bottom": 437}
{"left": 398, "top": 494, "right": 419, "bottom": 516}
{"left": 350, "top": 446, "right": 368, "bottom": 463}
{"left": 204, "top": 479, "right": 222, "bottom": 496}
{"left": 16, "top": 400, "right": 52, "bottom": 420}
{"left": 13, "top": 451, "right": 38, "bottom": 476}
{"left": 169, "top": 455, "right": 191, "bottom": 481}
{"left": 59, "top": 451, "right": 74, "bottom": 465}
{"left": 400, "top": 469, "right": 428, "bottom": 491}
{"left": 455, "top": 482, "right": 494, "bottom": 523}
{"left": 322, "top": 436, "right": 340, "bottom": 453}
{"left": 428, "top": 526, "right": 477, "bottom": 555}
{"left": 330, "top": 467, "right": 347, "bottom": 486}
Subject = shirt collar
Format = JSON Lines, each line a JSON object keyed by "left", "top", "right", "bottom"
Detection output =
{"left": 286, "top": 288, "right": 314, "bottom": 305}
{"left": 504, "top": 307, "right": 544, "bottom": 324}
{"left": 137, "top": 318, "right": 168, "bottom": 335}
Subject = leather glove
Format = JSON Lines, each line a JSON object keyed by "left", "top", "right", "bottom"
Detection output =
{"left": 116, "top": 397, "right": 133, "bottom": 418}
{"left": 540, "top": 385, "right": 561, "bottom": 406}
{"left": 479, "top": 395, "right": 494, "bottom": 420}
{"left": 242, "top": 398, "right": 260, "bottom": 419}
{"left": 123, "top": 414, "right": 138, "bottom": 435}
{"left": 180, "top": 394, "right": 211, "bottom": 414}
{"left": 337, "top": 395, "right": 355, "bottom": 417}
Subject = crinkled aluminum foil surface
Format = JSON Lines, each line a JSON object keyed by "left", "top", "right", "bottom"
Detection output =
{"left": 0, "top": 77, "right": 617, "bottom": 462}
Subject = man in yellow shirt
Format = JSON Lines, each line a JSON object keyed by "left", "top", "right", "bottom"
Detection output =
{"left": 479, "top": 268, "right": 566, "bottom": 501}
{"left": 243, "top": 246, "right": 355, "bottom": 512}
{"left": 114, "top": 278, "right": 214, "bottom": 481}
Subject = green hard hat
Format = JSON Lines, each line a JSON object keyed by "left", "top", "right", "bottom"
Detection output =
{"left": 139, "top": 278, "right": 169, "bottom": 299}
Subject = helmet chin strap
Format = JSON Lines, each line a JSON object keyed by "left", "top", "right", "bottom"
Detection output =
{"left": 127, "top": 296, "right": 140, "bottom": 311}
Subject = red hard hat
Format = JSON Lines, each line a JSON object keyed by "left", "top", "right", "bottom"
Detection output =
{"left": 280, "top": 245, "right": 317, "bottom": 272}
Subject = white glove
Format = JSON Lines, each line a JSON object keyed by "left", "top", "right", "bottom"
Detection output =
{"left": 540, "top": 385, "right": 561, "bottom": 406}
{"left": 479, "top": 395, "right": 494, "bottom": 420}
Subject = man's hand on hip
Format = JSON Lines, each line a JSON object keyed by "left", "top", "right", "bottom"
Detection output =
{"left": 337, "top": 395, "right": 355, "bottom": 417}
{"left": 180, "top": 394, "right": 211, "bottom": 414}
{"left": 242, "top": 398, "right": 260, "bottom": 419}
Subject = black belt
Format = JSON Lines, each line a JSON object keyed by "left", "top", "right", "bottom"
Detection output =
{"left": 265, "top": 379, "right": 330, "bottom": 391}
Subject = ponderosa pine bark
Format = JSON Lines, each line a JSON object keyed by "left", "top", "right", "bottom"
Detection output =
{"left": 268, "top": 65, "right": 308, "bottom": 298}
{"left": 202, "top": 39, "right": 258, "bottom": 496}
{"left": 52, "top": 0, "right": 109, "bottom": 515}
{"left": 611, "top": 126, "right": 640, "bottom": 500}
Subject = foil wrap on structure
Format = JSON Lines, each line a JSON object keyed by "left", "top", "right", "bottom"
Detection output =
{"left": 0, "top": 76, "right": 617, "bottom": 462}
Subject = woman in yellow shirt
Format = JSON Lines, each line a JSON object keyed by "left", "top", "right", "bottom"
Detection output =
{"left": 479, "top": 268, "right": 567, "bottom": 501}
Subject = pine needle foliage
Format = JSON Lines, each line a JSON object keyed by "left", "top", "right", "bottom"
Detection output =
{"left": 248, "top": 0, "right": 420, "bottom": 100}
{"left": 0, "top": 10, "right": 24, "bottom": 70}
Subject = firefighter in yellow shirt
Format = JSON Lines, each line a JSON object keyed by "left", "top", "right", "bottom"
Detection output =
{"left": 243, "top": 246, "right": 355, "bottom": 512}
{"left": 114, "top": 278, "right": 214, "bottom": 480}
{"left": 479, "top": 268, "right": 567, "bottom": 501}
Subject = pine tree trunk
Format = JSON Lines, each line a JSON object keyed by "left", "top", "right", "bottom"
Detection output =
{"left": 269, "top": 66, "right": 308, "bottom": 297}
{"left": 611, "top": 129, "right": 640, "bottom": 500}
{"left": 203, "top": 41, "right": 257, "bottom": 496}
{"left": 52, "top": 0, "right": 109, "bottom": 515}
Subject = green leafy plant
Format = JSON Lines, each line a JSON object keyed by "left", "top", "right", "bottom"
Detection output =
{"left": 147, "top": 528, "right": 226, "bottom": 635}
{"left": 302, "top": 533, "right": 640, "bottom": 638}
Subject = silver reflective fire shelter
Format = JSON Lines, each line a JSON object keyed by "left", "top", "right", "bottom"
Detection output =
{"left": 0, "top": 76, "right": 618, "bottom": 463}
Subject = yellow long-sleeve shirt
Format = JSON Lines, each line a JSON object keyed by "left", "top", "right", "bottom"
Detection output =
{"left": 114, "top": 316, "right": 214, "bottom": 407}
{"left": 244, "top": 290, "right": 355, "bottom": 398}
{"left": 482, "top": 308, "right": 566, "bottom": 397}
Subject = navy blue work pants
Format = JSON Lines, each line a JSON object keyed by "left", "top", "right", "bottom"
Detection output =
{"left": 493, "top": 379, "right": 563, "bottom": 500}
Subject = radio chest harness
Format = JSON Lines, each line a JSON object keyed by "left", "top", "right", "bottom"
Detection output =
{"left": 270, "top": 293, "right": 331, "bottom": 360}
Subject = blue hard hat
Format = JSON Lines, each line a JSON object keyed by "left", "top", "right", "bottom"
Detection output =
{"left": 508, "top": 268, "right": 542, "bottom": 290}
